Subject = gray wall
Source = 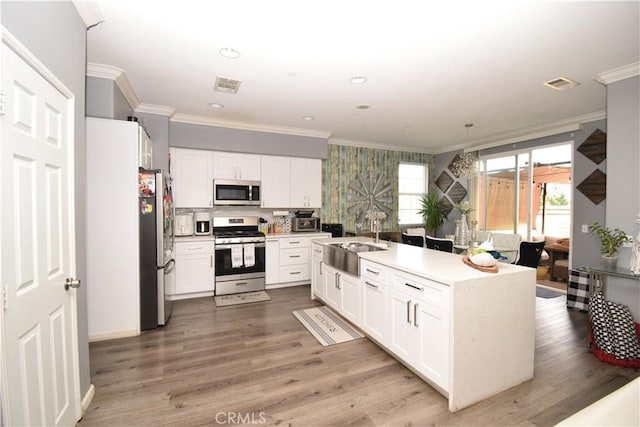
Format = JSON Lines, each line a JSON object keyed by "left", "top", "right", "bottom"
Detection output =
{"left": 2, "top": 0, "right": 91, "bottom": 398}
{"left": 170, "top": 122, "right": 328, "bottom": 159}
{"left": 86, "top": 76, "right": 134, "bottom": 121}
{"left": 604, "top": 76, "right": 640, "bottom": 319}
{"left": 434, "top": 119, "right": 608, "bottom": 269}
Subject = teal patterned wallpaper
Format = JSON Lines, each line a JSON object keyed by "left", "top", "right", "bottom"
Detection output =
{"left": 321, "top": 144, "right": 432, "bottom": 233}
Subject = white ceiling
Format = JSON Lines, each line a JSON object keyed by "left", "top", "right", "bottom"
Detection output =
{"left": 85, "top": 0, "right": 639, "bottom": 153}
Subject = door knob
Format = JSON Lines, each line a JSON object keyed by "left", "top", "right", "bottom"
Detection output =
{"left": 64, "top": 277, "right": 81, "bottom": 291}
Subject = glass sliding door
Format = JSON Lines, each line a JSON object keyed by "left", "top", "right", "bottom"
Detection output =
{"left": 477, "top": 143, "right": 571, "bottom": 240}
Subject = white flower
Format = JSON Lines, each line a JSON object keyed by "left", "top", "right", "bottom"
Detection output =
{"left": 365, "top": 209, "right": 387, "bottom": 221}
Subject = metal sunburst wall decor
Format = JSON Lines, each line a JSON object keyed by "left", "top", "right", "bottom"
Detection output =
{"left": 347, "top": 172, "right": 393, "bottom": 225}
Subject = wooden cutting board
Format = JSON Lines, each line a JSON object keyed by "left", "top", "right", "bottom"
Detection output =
{"left": 462, "top": 256, "right": 498, "bottom": 273}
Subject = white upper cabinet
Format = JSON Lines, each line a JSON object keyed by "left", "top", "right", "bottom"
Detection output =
{"left": 213, "top": 151, "right": 261, "bottom": 181}
{"left": 290, "top": 157, "right": 322, "bottom": 208}
{"left": 170, "top": 148, "right": 214, "bottom": 208}
{"left": 260, "top": 155, "right": 291, "bottom": 208}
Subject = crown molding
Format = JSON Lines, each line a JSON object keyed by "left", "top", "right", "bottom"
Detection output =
{"left": 135, "top": 103, "right": 176, "bottom": 117}
{"left": 86, "top": 62, "right": 140, "bottom": 110}
{"left": 461, "top": 111, "right": 606, "bottom": 153}
{"left": 594, "top": 62, "right": 640, "bottom": 85}
{"left": 72, "top": 1, "right": 104, "bottom": 29}
{"left": 329, "top": 138, "right": 433, "bottom": 154}
{"left": 171, "top": 113, "right": 332, "bottom": 139}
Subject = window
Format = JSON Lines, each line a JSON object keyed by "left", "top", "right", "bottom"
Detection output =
{"left": 477, "top": 143, "right": 571, "bottom": 240}
{"left": 398, "top": 163, "right": 428, "bottom": 225}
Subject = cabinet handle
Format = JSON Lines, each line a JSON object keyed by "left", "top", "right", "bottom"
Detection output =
{"left": 319, "top": 261, "right": 323, "bottom": 275}
{"left": 289, "top": 241, "right": 301, "bottom": 244}
{"left": 290, "top": 271, "right": 301, "bottom": 275}
{"left": 365, "top": 268, "right": 380, "bottom": 275}
{"left": 405, "top": 283, "right": 424, "bottom": 292}
{"left": 314, "top": 249, "right": 322, "bottom": 253}
{"left": 236, "top": 282, "right": 247, "bottom": 286}
{"left": 188, "top": 246, "right": 203, "bottom": 250}
{"left": 414, "top": 303, "right": 418, "bottom": 327}
{"left": 365, "top": 281, "right": 378, "bottom": 289}
{"left": 267, "top": 239, "right": 278, "bottom": 242}
{"left": 406, "top": 300, "right": 411, "bottom": 324}
{"left": 335, "top": 272, "right": 340, "bottom": 289}
{"left": 289, "top": 255, "right": 301, "bottom": 258}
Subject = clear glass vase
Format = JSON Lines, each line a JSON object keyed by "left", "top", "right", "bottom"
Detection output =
{"left": 455, "top": 214, "right": 469, "bottom": 246}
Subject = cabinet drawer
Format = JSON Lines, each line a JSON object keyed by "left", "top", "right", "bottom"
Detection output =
{"left": 279, "top": 237, "right": 309, "bottom": 248}
{"left": 175, "top": 242, "right": 214, "bottom": 255}
{"left": 391, "top": 270, "right": 449, "bottom": 309}
{"left": 361, "top": 259, "right": 388, "bottom": 282}
{"left": 280, "top": 248, "right": 309, "bottom": 265}
{"left": 280, "top": 264, "right": 310, "bottom": 282}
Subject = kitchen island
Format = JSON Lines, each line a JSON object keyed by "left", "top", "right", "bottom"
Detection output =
{"left": 311, "top": 237, "right": 536, "bottom": 412}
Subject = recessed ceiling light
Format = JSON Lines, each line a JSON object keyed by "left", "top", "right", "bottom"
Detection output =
{"left": 302, "top": 116, "right": 314, "bottom": 121}
{"left": 350, "top": 76, "right": 368, "bottom": 84}
{"left": 356, "top": 104, "right": 370, "bottom": 110}
{"left": 209, "top": 103, "right": 224, "bottom": 109}
{"left": 219, "top": 48, "right": 240, "bottom": 59}
{"left": 288, "top": 71, "right": 298, "bottom": 77}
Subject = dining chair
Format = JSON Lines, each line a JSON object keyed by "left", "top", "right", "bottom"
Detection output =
{"left": 491, "top": 232, "right": 522, "bottom": 263}
{"left": 401, "top": 233, "right": 424, "bottom": 247}
{"left": 406, "top": 227, "right": 426, "bottom": 236}
{"left": 425, "top": 236, "right": 454, "bottom": 253}
{"left": 515, "top": 240, "right": 546, "bottom": 268}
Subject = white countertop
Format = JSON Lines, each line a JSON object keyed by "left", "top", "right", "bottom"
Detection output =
{"left": 264, "top": 231, "right": 331, "bottom": 238}
{"left": 313, "top": 236, "right": 530, "bottom": 286}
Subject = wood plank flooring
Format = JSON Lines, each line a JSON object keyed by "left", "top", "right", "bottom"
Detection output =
{"left": 80, "top": 285, "right": 639, "bottom": 426}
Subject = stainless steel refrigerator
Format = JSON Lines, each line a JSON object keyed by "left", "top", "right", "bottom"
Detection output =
{"left": 139, "top": 169, "right": 175, "bottom": 330}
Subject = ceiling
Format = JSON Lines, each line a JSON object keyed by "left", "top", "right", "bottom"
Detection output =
{"left": 85, "top": 0, "right": 639, "bottom": 154}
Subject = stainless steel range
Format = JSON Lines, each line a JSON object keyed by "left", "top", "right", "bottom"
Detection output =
{"left": 213, "top": 216, "right": 266, "bottom": 295}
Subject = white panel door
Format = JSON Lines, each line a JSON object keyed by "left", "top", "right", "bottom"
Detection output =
{"left": 1, "top": 41, "right": 79, "bottom": 426}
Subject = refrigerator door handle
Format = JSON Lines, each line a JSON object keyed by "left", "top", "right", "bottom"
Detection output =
{"left": 158, "top": 258, "right": 175, "bottom": 273}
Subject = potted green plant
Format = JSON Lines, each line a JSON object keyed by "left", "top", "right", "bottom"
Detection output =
{"left": 417, "top": 193, "right": 448, "bottom": 237}
{"left": 589, "top": 222, "right": 631, "bottom": 268}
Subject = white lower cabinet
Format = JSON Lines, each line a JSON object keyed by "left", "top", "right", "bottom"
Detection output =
{"left": 361, "top": 260, "right": 389, "bottom": 344}
{"left": 265, "top": 238, "right": 280, "bottom": 285}
{"left": 339, "top": 272, "right": 362, "bottom": 325}
{"left": 311, "top": 243, "right": 324, "bottom": 299}
{"left": 388, "top": 270, "right": 450, "bottom": 391}
{"left": 174, "top": 240, "right": 215, "bottom": 297}
{"left": 324, "top": 265, "right": 341, "bottom": 310}
{"left": 317, "top": 252, "right": 450, "bottom": 393}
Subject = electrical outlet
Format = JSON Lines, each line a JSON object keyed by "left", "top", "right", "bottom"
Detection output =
{"left": 581, "top": 224, "right": 589, "bottom": 233}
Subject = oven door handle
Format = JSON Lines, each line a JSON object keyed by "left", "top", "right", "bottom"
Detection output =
{"left": 215, "top": 242, "right": 266, "bottom": 250}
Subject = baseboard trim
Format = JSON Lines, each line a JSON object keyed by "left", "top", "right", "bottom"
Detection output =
{"left": 81, "top": 384, "right": 95, "bottom": 414}
{"left": 89, "top": 329, "right": 139, "bottom": 342}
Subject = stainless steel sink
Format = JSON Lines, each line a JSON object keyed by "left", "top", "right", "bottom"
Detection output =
{"left": 323, "top": 242, "right": 387, "bottom": 276}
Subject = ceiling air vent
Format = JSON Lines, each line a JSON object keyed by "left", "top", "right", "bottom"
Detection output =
{"left": 214, "top": 76, "right": 242, "bottom": 94}
{"left": 543, "top": 76, "right": 580, "bottom": 91}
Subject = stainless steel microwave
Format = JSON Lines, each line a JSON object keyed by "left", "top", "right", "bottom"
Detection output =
{"left": 213, "top": 179, "right": 261, "bottom": 206}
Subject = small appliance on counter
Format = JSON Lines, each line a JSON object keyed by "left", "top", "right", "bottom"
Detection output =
{"left": 322, "top": 223, "right": 343, "bottom": 237}
{"left": 292, "top": 209, "right": 320, "bottom": 232}
{"left": 175, "top": 212, "right": 194, "bottom": 236}
{"left": 194, "top": 212, "right": 211, "bottom": 236}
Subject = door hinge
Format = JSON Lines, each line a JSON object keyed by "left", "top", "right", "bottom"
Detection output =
{"left": 0, "top": 90, "right": 6, "bottom": 116}
{"left": 3, "top": 284, "right": 8, "bottom": 310}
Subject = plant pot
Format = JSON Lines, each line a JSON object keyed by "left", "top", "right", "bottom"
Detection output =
{"left": 536, "top": 265, "right": 550, "bottom": 280}
{"left": 601, "top": 255, "right": 618, "bottom": 269}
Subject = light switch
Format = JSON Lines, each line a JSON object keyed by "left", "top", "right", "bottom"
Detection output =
{"left": 581, "top": 224, "right": 589, "bottom": 233}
